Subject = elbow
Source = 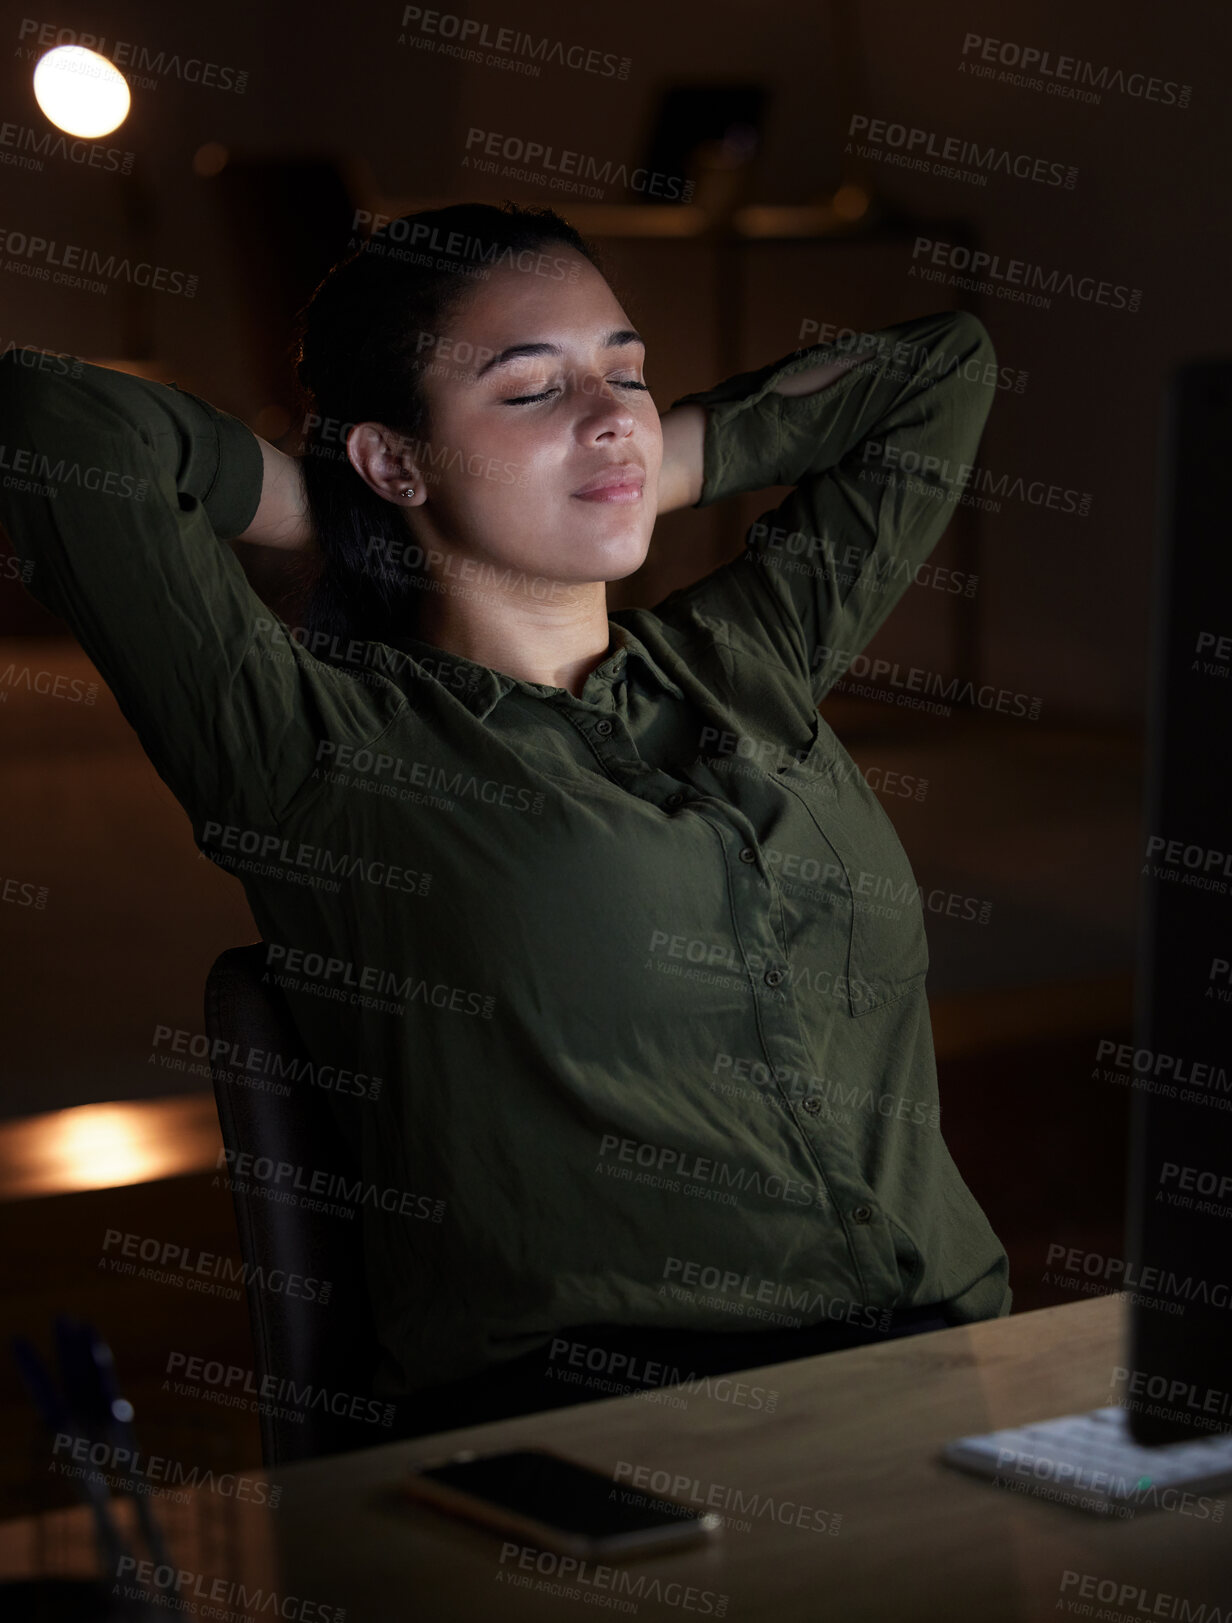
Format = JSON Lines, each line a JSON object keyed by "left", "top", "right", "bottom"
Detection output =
{"left": 0, "top": 348, "right": 37, "bottom": 445}
{"left": 0, "top": 346, "right": 28, "bottom": 418}
{"left": 0, "top": 346, "right": 67, "bottom": 436}
{"left": 947, "top": 308, "right": 997, "bottom": 376}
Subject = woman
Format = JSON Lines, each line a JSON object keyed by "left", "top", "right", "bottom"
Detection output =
{"left": 0, "top": 200, "right": 1009, "bottom": 1440}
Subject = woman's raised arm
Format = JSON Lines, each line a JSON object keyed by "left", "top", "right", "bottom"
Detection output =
{"left": 0, "top": 351, "right": 399, "bottom": 830}
{"left": 652, "top": 309, "right": 997, "bottom": 705}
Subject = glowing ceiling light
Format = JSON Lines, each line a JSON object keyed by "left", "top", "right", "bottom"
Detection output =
{"left": 33, "top": 45, "right": 131, "bottom": 140}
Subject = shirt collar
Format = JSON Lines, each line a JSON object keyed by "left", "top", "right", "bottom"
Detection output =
{"left": 605, "top": 619, "right": 685, "bottom": 701}
{"left": 394, "top": 618, "right": 682, "bottom": 723}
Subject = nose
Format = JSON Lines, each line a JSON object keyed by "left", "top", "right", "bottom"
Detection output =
{"left": 578, "top": 374, "right": 635, "bottom": 438}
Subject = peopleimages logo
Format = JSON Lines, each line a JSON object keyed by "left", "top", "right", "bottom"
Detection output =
{"left": 814, "top": 645, "right": 1043, "bottom": 722}
{"left": 1194, "top": 628, "right": 1232, "bottom": 681}
{"left": 112, "top": 1558, "right": 342, "bottom": 1622}
{"left": 0, "top": 227, "right": 197, "bottom": 297}
{"left": 15, "top": 18, "right": 249, "bottom": 94}
{"left": 463, "top": 127, "right": 692, "bottom": 201}
{"left": 165, "top": 1348, "right": 397, "bottom": 1430}
{"left": 795, "top": 319, "right": 1029, "bottom": 395}
{"left": 1043, "top": 1242, "right": 1232, "bottom": 1313}
{"left": 1, "top": 870, "right": 49, "bottom": 909}
{"left": 1059, "top": 1573, "right": 1222, "bottom": 1622}
{"left": 0, "top": 441, "right": 149, "bottom": 500}
{"left": 959, "top": 33, "right": 1193, "bottom": 109}
{"left": 199, "top": 818, "right": 433, "bottom": 897}
{"left": 612, "top": 1460, "right": 843, "bottom": 1536}
{"left": 0, "top": 339, "right": 84, "bottom": 379}
{"left": 150, "top": 1022, "right": 384, "bottom": 1101}
{"left": 1111, "top": 1364, "right": 1232, "bottom": 1426}
{"left": 497, "top": 1542, "right": 728, "bottom": 1614}
{"left": 397, "top": 7, "right": 631, "bottom": 80}
{"left": 215, "top": 1147, "right": 445, "bottom": 1225}
{"left": 749, "top": 518, "right": 980, "bottom": 596}
{"left": 0, "top": 119, "right": 135, "bottom": 175}
{"left": 858, "top": 439, "right": 1093, "bottom": 518}
{"left": 847, "top": 112, "right": 1077, "bottom": 189}
{"left": 910, "top": 235, "right": 1141, "bottom": 313}
{"left": 51, "top": 1432, "right": 280, "bottom": 1508}
{"left": 349, "top": 210, "right": 584, "bottom": 282}
{"left": 0, "top": 660, "right": 97, "bottom": 704}
{"left": 262, "top": 939, "right": 498, "bottom": 1022}
{"left": 1143, "top": 832, "right": 1232, "bottom": 895}
{"left": 661, "top": 1255, "right": 892, "bottom": 1334}
{"left": 101, "top": 1227, "right": 331, "bottom": 1305}
{"left": 596, "top": 1131, "right": 828, "bottom": 1211}
{"left": 1157, "top": 1160, "right": 1232, "bottom": 1220}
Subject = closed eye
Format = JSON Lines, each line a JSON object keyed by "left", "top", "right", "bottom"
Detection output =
{"left": 504, "top": 381, "right": 650, "bottom": 405}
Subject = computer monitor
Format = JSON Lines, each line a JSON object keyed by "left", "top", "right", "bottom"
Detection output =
{"left": 1125, "top": 357, "right": 1232, "bottom": 1444}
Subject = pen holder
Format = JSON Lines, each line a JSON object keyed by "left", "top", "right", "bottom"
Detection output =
{"left": 2, "top": 1411, "right": 270, "bottom": 1615}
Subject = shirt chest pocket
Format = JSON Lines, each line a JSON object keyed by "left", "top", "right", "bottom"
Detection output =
{"left": 772, "top": 718, "right": 929, "bottom": 1016}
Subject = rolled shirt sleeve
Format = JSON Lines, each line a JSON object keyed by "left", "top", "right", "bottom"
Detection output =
{"left": 0, "top": 350, "right": 400, "bottom": 830}
{"left": 665, "top": 309, "right": 996, "bottom": 705}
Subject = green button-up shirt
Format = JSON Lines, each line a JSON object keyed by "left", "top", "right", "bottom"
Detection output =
{"left": 0, "top": 307, "right": 1010, "bottom": 1396}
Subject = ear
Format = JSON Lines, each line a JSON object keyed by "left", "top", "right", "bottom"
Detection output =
{"left": 345, "top": 422, "right": 427, "bottom": 506}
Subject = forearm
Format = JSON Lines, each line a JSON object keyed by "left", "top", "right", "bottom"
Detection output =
{"left": 655, "top": 404, "right": 706, "bottom": 514}
{"left": 656, "top": 354, "right": 867, "bottom": 516}
{"left": 235, "top": 436, "right": 317, "bottom": 554}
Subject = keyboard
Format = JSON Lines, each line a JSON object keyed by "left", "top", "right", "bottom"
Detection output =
{"left": 942, "top": 1406, "right": 1232, "bottom": 1515}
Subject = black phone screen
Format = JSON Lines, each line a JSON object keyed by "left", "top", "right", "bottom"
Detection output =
{"left": 416, "top": 1449, "right": 704, "bottom": 1538}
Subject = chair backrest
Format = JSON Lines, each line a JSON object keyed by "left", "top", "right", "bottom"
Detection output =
{"left": 204, "top": 943, "right": 384, "bottom": 1465}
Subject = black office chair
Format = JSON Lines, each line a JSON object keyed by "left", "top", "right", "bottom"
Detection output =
{"left": 204, "top": 943, "right": 387, "bottom": 1465}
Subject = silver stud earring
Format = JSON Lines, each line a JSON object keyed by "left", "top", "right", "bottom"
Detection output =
{"left": 402, "top": 486, "right": 415, "bottom": 498}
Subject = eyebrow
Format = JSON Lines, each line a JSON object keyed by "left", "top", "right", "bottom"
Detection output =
{"left": 474, "top": 328, "right": 644, "bottom": 379}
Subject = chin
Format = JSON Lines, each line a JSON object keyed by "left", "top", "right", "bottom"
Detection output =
{"left": 595, "top": 535, "right": 654, "bottom": 582}
{"left": 533, "top": 529, "right": 649, "bottom": 585}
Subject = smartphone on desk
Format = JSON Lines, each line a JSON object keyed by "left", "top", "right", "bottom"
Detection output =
{"left": 397, "top": 1446, "right": 723, "bottom": 1558}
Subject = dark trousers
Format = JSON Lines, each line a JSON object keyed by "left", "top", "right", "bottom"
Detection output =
{"left": 389, "top": 1301, "right": 953, "bottom": 1443}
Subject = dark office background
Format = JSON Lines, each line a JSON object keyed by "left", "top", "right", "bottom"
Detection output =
{"left": 0, "top": 0, "right": 1227, "bottom": 1518}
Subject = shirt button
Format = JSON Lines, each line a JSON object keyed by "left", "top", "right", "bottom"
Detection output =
{"left": 594, "top": 718, "right": 613, "bottom": 736}
{"left": 764, "top": 966, "right": 785, "bottom": 987}
{"left": 665, "top": 791, "right": 683, "bottom": 810}
{"left": 851, "top": 1205, "right": 874, "bottom": 1224}
{"left": 739, "top": 846, "right": 756, "bottom": 864}
{"left": 801, "top": 1097, "right": 823, "bottom": 1116}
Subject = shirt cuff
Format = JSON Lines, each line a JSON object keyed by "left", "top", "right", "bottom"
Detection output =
{"left": 177, "top": 385, "right": 265, "bottom": 541}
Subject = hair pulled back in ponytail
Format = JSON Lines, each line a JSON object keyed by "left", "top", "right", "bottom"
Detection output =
{"left": 290, "top": 201, "right": 604, "bottom": 661}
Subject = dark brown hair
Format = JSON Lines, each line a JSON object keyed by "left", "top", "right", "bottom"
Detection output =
{"left": 290, "top": 201, "right": 604, "bottom": 660}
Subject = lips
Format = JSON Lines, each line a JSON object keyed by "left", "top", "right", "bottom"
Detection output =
{"left": 572, "top": 462, "right": 645, "bottom": 501}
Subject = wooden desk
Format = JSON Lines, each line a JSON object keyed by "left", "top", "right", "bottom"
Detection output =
{"left": 3, "top": 1295, "right": 1225, "bottom": 1623}
{"left": 266, "top": 1293, "right": 1226, "bottom": 1623}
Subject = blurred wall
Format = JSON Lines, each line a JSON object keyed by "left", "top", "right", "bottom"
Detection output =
{"left": 1, "top": 0, "right": 1227, "bottom": 717}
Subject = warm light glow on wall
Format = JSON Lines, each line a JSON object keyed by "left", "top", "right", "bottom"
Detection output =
{"left": 33, "top": 45, "right": 131, "bottom": 139}
{"left": 0, "top": 1098, "right": 223, "bottom": 1199}
{"left": 49, "top": 1104, "right": 165, "bottom": 1190}
{"left": 193, "top": 141, "right": 229, "bottom": 178}
{"left": 832, "top": 184, "right": 870, "bottom": 221}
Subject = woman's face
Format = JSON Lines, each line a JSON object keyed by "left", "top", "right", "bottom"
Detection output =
{"left": 402, "top": 248, "right": 662, "bottom": 595}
